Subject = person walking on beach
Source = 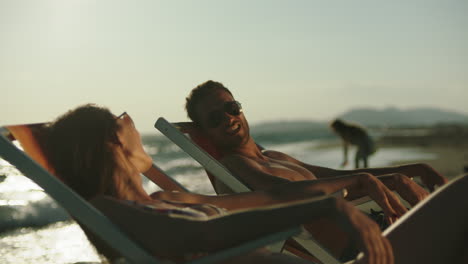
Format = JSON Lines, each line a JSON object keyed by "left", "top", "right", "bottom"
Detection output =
{"left": 330, "top": 119, "right": 376, "bottom": 168}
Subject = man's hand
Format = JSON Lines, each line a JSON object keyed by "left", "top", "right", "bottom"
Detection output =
{"left": 336, "top": 199, "right": 394, "bottom": 264}
{"left": 419, "top": 166, "right": 448, "bottom": 192}
{"left": 358, "top": 174, "right": 408, "bottom": 224}
{"left": 398, "top": 163, "right": 448, "bottom": 192}
{"left": 392, "top": 173, "right": 429, "bottom": 206}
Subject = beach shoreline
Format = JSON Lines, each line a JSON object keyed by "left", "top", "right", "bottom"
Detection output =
{"left": 315, "top": 125, "right": 468, "bottom": 180}
{"left": 376, "top": 125, "right": 468, "bottom": 180}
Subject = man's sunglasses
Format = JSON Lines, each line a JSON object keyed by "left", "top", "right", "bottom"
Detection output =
{"left": 207, "top": 101, "right": 243, "bottom": 128}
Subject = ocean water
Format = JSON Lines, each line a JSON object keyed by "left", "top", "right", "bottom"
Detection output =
{"left": 0, "top": 130, "right": 437, "bottom": 264}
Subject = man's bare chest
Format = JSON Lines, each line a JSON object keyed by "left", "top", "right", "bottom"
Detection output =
{"left": 257, "top": 158, "right": 317, "bottom": 181}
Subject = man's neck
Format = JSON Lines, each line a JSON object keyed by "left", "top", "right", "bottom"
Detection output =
{"left": 223, "top": 137, "right": 266, "bottom": 161}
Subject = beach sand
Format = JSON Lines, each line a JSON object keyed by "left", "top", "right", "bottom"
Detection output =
{"left": 377, "top": 124, "right": 468, "bottom": 180}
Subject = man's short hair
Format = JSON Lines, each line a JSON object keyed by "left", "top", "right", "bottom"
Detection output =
{"left": 185, "top": 80, "right": 232, "bottom": 124}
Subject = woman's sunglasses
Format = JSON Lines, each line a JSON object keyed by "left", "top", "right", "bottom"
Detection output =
{"left": 115, "top": 112, "right": 127, "bottom": 120}
{"left": 207, "top": 101, "right": 243, "bottom": 128}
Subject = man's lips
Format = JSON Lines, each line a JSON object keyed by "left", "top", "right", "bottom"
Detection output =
{"left": 225, "top": 122, "right": 241, "bottom": 135}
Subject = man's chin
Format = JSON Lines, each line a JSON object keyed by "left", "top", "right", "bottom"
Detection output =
{"left": 217, "top": 137, "right": 244, "bottom": 152}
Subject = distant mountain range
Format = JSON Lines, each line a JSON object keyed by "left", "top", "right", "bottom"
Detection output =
{"left": 338, "top": 107, "right": 468, "bottom": 127}
{"left": 252, "top": 107, "right": 468, "bottom": 134}
{"left": 251, "top": 120, "right": 332, "bottom": 144}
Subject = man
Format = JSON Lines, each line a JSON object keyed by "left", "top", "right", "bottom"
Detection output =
{"left": 185, "top": 80, "right": 447, "bottom": 201}
{"left": 184, "top": 80, "right": 448, "bottom": 261}
{"left": 330, "top": 118, "right": 377, "bottom": 168}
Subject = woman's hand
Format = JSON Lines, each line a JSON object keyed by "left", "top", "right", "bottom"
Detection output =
{"left": 116, "top": 114, "right": 153, "bottom": 173}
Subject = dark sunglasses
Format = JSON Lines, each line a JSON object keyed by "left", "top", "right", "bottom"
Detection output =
{"left": 207, "top": 101, "right": 243, "bottom": 128}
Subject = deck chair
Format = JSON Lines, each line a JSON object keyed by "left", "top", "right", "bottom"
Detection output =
{"left": 0, "top": 123, "right": 323, "bottom": 264}
{"left": 382, "top": 173, "right": 468, "bottom": 264}
{"left": 155, "top": 117, "right": 351, "bottom": 264}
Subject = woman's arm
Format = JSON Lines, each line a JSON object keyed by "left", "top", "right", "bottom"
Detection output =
{"left": 151, "top": 181, "right": 327, "bottom": 211}
{"left": 152, "top": 174, "right": 408, "bottom": 224}
{"left": 90, "top": 195, "right": 333, "bottom": 257}
{"left": 91, "top": 195, "right": 393, "bottom": 263}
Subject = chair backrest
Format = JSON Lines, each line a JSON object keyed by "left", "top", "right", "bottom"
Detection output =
{"left": 0, "top": 124, "right": 160, "bottom": 264}
{"left": 156, "top": 118, "right": 250, "bottom": 193}
{"left": 170, "top": 121, "right": 237, "bottom": 193}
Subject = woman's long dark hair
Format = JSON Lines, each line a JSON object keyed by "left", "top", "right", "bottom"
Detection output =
{"left": 45, "top": 104, "right": 120, "bottom": 200}
{"left": 44, "top": 104, "right": 146, "bottom": 262}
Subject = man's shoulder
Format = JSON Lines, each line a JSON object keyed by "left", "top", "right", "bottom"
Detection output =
{"left": 220, "top": 151, "right": 272, "bottom": 169}
{"left": 220, "top": 152, "right": 253, "bottom": 164}
{"left": 262, "top": 150, "right": 291, "bottom": 160}
{"left": 221, "top": 150, "right": 289, "bottom": 161}
{"left": 218, "top": 153, "right": 265, "bottom": 176}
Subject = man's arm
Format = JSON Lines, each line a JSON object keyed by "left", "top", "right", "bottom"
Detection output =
{"left": 220, "top": 152, "right": 397, "bottom": 199}
{"left": 350, "top": 163, "right": 448, "bottom": 192}
{"left": 264, "top": 150, "right": 447, "bottom": 191}
{"left": 262, "top": 150, "right": 429, "bottom": 209}
{"left": 328, "top": 163, "right": 447, "bottom": 192}
{"left": 153, "top": 169, "right": 408, "bottom": 224}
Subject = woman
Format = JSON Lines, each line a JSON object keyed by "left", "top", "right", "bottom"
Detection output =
{"left": 42, "top": 104, "right": 398, "bottom": 263}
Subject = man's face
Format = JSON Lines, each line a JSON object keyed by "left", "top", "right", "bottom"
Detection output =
{"left": 195, "top": 89, "right": 250, "bottom": 151}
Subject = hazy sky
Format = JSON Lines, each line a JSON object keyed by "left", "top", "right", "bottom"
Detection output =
{"left": 1, "top": 0, "right": 467, "bottom": 133}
